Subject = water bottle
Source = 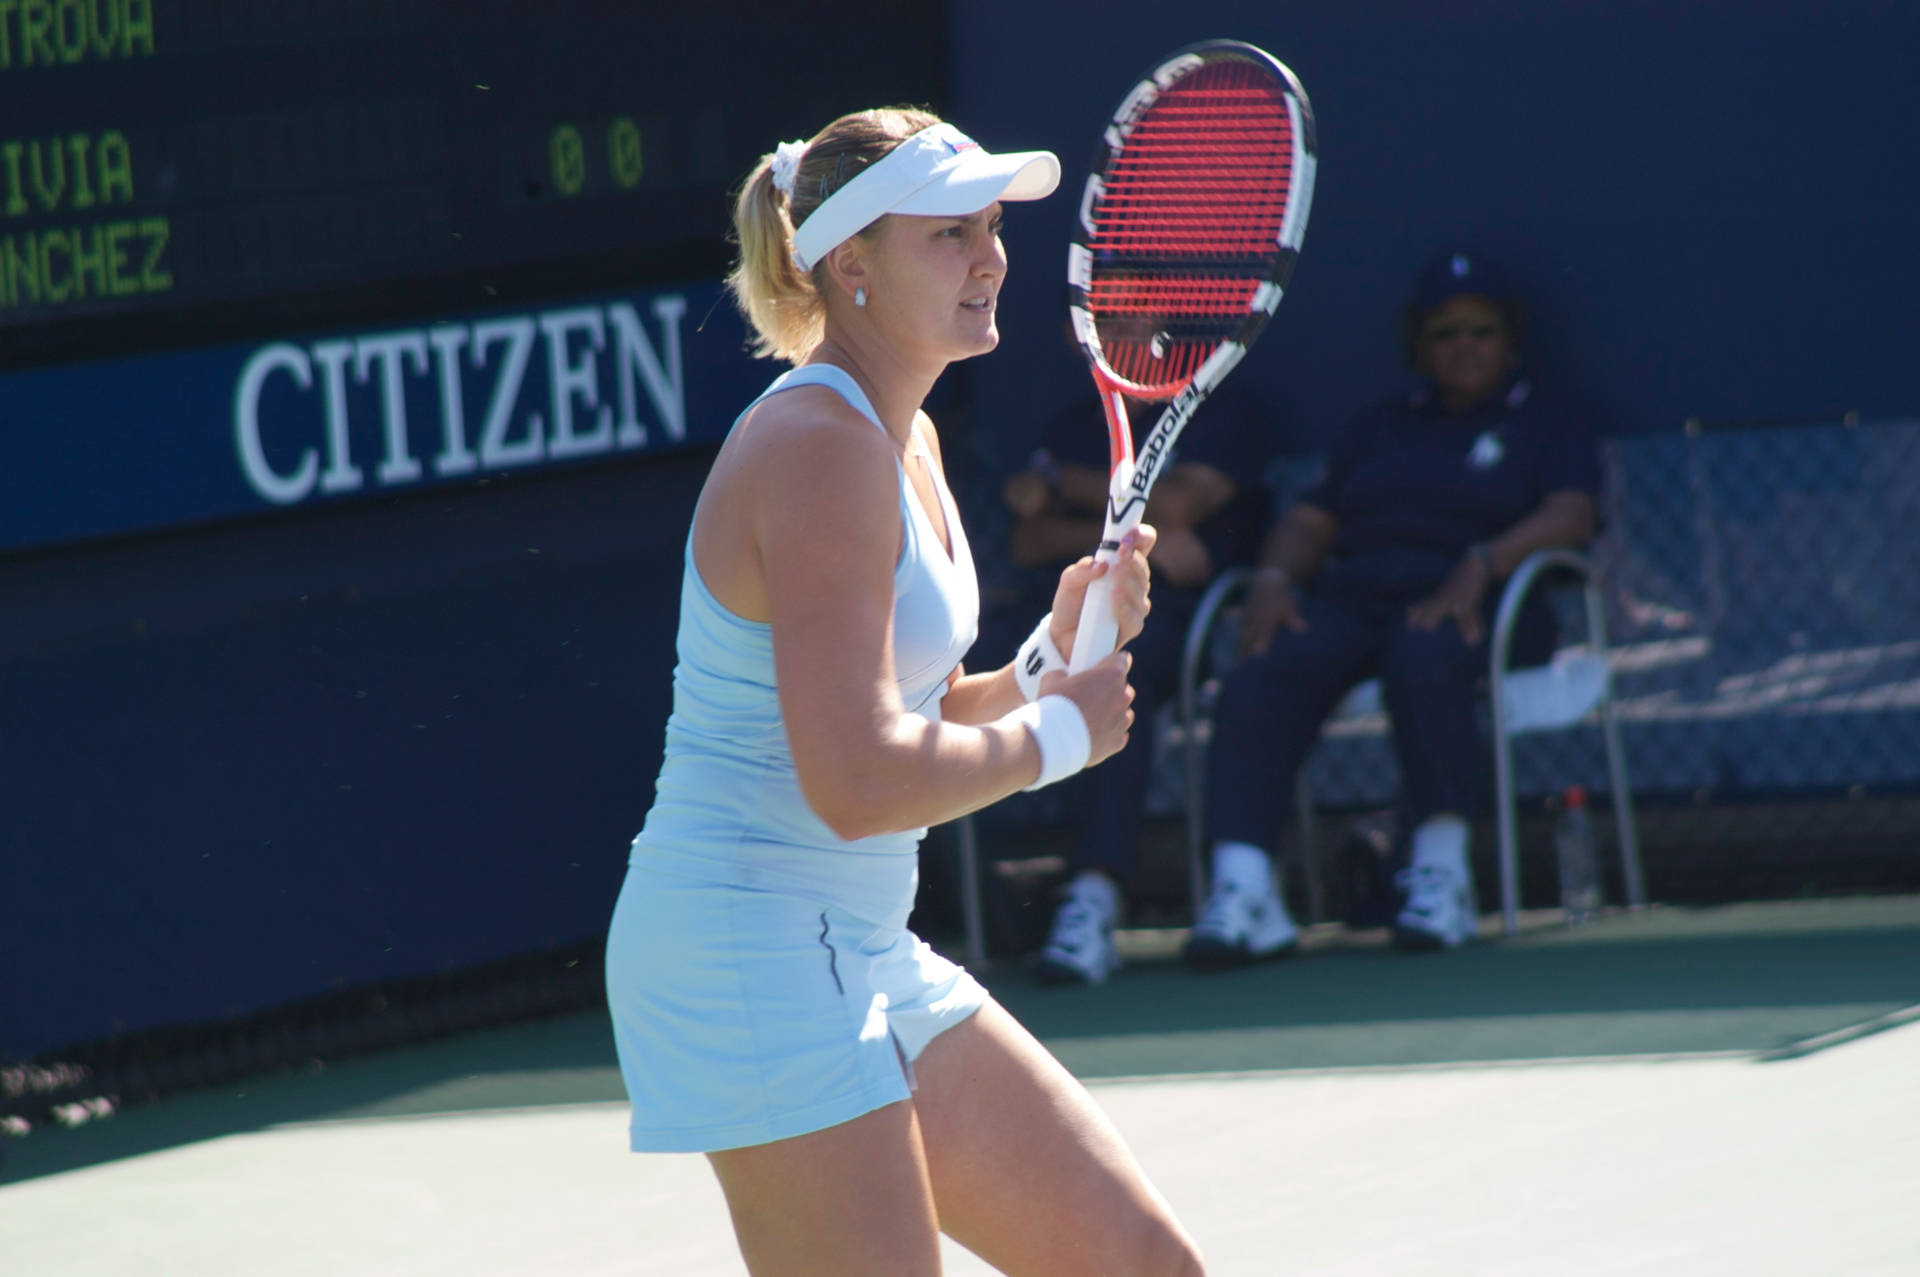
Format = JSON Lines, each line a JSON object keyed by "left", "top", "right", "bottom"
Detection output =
{"left": 1554, "top": 785, "right": 1600, "bottom": 923}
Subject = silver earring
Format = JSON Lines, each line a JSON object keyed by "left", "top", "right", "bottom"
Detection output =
{"left": 854, "top": 287, "right": 867, "bottom": 308}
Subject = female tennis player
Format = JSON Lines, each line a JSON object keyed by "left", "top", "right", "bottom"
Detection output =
{"left": 604, "top": 107, "right": 1205, "bottom": 1276}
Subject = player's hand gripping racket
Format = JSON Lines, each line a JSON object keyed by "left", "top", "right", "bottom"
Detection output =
{"left": 1065, "top": 39, "right": 1316, "bottom": 671}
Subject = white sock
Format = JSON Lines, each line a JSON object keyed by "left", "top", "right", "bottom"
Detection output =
{"left": 1410, "top": 815, "right": 1469, "bottom": 874}
{"left": 1067, "top": 869, "right": 1120, "bottom": 923}
{"left": 1211, "top": 841, "right": 1274, "bottom": 894}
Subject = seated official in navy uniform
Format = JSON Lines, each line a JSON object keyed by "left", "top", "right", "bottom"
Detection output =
{"left": 1186, "top": 248, "right": 1602, "bottom": 964}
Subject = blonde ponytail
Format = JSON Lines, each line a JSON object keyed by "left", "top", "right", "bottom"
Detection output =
{"left": 726, "top": 106, "right": 942, "bottom": 364}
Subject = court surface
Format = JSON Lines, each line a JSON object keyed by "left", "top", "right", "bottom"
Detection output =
{"left": 6, "top": 896, "right": 1919, "bottom": 1275}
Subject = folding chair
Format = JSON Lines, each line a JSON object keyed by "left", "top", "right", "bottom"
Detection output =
{"left": 1177, "top": 549, "right": 1646, "bottom": 935}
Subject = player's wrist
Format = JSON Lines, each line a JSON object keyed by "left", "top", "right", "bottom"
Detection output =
{"left": 1008, "top": 695, "right": 1092, "bottom": 791}
{"left": 1013, "top": 612, "right": 1068, "bottom": 702}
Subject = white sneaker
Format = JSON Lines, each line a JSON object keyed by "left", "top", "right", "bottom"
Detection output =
{"left": 1184, "top": 877, "right": 1299, "bottom": 969}
{"left": 1034, "top": 879, "right": 1122, "bottom": 986}
{"left": 1393, "top": 845, "right": 1477, "bottom": 951}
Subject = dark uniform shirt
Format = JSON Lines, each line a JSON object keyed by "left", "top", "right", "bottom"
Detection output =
{"left": 1302, "top": 377, "right": 1601, "bottom": 602}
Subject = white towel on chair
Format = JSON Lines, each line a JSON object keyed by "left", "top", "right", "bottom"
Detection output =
{"left": 1500, "top": 648, "right": 1610, "bottom": 733}
{"left": 1328, "top": 648, "right": 1610, "bottom": 734}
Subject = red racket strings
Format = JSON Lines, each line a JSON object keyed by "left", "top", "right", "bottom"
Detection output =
{"left": 1086, "top": 62, "right": 1296, "bottom": 392}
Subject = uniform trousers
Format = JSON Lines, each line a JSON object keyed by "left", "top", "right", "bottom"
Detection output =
{"left": 1207, "top": 587, "right": 1556, "bottom": 854}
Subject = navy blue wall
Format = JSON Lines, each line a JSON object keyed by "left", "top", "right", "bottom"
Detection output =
{"left": 946, "top": 0, "right": 1918, "bottom": 467}
{"left": 3, "top": 451, "right": 710, "bottom": 1058}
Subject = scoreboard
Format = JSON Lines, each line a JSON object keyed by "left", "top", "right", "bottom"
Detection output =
{"left": 0, "top": 0, "right": 945, "bottom": 371}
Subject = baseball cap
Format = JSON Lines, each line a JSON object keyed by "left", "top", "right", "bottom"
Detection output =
{"left": 1408, "top": 248, "right": 1515, "bottom": 313}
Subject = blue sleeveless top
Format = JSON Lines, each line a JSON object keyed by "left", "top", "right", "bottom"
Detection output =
{"left": 629, "top": 364, "right": 980, "bottom": 928}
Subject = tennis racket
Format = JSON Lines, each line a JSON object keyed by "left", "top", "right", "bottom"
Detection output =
{"left": 1065, "top": 39, "right": 1316, "bottom": 671}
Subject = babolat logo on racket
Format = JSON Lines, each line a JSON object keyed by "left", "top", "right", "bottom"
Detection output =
{"left": 1104, "top": 383, "right": 1201, "bottom": 523}
{"left": 1130, "top": 413, "right": 1178, "bottom": 492}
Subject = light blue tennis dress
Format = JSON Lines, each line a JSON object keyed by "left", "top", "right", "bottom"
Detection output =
{"left": 605, "top": 363, "right": 988, "bottom": 1153}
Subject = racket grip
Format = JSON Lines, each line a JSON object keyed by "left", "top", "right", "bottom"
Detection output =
{"left": 1068, "top": 459, "right": 1143, "bottom": 673}
{"left": 1069, "top": 577, "right": 1120, "bottom": 673}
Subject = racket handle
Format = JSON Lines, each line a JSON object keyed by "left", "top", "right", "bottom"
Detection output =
{"left": 1068, "top": 459, "right": 1143, "bottom": 672}
{"left": 1069, "top": 577, "right": 1120, "bottom": 673}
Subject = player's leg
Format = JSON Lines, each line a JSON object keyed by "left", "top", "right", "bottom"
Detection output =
{"left": 912, "top": 997, "right": 1206, "bottom": 1277}
{"left": 706, "top": 1100, "right": 943, "bottom": 1277}
{"left": 615, "top": 881, "right": 947, "bottom": 1275}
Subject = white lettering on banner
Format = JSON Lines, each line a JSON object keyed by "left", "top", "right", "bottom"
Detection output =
{"left": 541, "top": 306, "right": 611, "bottom": 459}
{"left": 426, "top": 324, "right": 477, "bottom": 475}
{"left": 232, "top": 296, "right": 689, "bottom": 506}
{"left": 311, "top": 339, "right": 361, "bottom": 495}
{"left": 611, "top": 294, "right": 686, "bottom": 448}
{"left": 234, "top": 343, "right": 317, "bottom": 504}
{"left": 470, "top": 313, "right": 541, "bottom": 468}
{"left": 354, "top": 331, "right": 428, "bottom": 484}
{"left": 473, "top": 315, "right": 541, "bottom": 468}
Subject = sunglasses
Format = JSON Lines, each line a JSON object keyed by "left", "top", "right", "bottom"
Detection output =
{"left": 1424, "top": 323, "right": 1504, "bottom": 343}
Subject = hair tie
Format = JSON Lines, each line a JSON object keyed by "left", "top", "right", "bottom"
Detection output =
{"left": 770, "top": 139, "right": 808, "bottom": 198}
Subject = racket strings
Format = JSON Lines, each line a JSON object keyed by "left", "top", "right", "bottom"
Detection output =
{"left": 1093, "top": 74, "right": 1295, "bottom": 258}
{"left": 1087, "top": 65, "right": 1297, "bottom": 392}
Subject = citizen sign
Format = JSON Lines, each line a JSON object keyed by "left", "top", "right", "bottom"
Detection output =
{"left": 233, "top": 295, "right": 687, "bottom": 505}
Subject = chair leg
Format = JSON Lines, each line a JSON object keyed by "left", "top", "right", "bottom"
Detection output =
{"left": 955, "top": 814, "right": 988, "bottom": 970}
{"left": 1182, "top": 722, "right": 1210, "bottom": 923}
{"left": 1599, "top": 696, "right": 1647, "bottom": 910}
{"left": 1294, "top": 771, "right": 1322, "bottom": 923}
{"left": 1494, "top": 719, "right": 1523, "bottom": 936}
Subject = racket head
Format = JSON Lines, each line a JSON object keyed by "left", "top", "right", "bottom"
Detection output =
{"left": 1068, "top": 40, "right": 1317, "bottom": 405}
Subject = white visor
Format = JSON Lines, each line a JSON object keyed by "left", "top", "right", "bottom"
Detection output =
{"left": 790, "top": 123, "right": 1060, "bottom": 272}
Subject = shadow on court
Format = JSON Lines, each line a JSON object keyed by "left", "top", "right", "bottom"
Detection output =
{"left": 988, "top": 897, "right": 1920, "bottom": 1079}
{"left": 7, "top": 895, "right": 1918, "bottom": 1188}
{"left": 1, "top": 1012, "right": 628, "bottom": 1186}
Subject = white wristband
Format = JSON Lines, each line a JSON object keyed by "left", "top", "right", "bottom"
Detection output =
{"left": 1009, "top": 694, "right": 1091, "bottom": 791}
{"left": 1013, "top": 612, "right": 1067, "bottom": 702}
